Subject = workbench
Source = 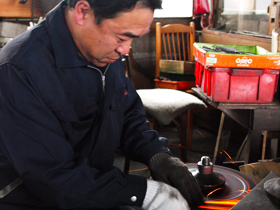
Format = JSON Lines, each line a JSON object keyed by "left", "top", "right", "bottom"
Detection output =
{"left": 192, "top": 88, "right": 280, "bottom": 165}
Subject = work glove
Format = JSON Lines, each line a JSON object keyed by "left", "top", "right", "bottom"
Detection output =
{"left": 148, "top": 153, "right": 204, "bottom": 207}
{"left": 142, "top": 179, "right": 190, "bottom": 210}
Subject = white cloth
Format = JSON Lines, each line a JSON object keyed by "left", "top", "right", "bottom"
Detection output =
{"left": 142, "top": 179, "right": 190, "bottom": 210}
{"left": 137, "top": 89, "right": 206, "bottom": 125}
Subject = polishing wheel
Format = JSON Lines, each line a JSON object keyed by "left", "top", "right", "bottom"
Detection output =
{"left": 187, "top": 157, "right": 257, "bottom": 210}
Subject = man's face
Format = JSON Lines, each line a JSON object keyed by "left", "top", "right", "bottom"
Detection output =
{"left": 72, "top": 3, "right": 154, "bottom": 67}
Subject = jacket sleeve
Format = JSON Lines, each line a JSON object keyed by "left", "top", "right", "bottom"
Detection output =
{"left": 0, "top": 63, "right": 147, "bottom": 209}
{"left": 120, "top": 77, "right": 171, "bottom": 165}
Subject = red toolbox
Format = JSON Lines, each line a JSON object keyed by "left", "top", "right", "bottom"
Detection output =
{"left": 193, "top": 43, "right": 280, "bottom": 103}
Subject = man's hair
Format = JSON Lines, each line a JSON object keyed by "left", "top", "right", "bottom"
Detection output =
{"left": 66, "top": 0, "right": 162, "bottom": 24}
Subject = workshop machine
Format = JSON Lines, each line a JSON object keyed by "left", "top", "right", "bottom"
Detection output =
{"left": 189, "top": 156, "right": 280, "bottom": 209}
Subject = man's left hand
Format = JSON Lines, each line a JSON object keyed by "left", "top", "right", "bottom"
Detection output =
{"left": 148, "top": 153, "right": 204, "bottom": 207}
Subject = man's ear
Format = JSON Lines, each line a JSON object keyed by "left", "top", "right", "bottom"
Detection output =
{"left": 74, "top": 0, "right": 92, "bottom": 25}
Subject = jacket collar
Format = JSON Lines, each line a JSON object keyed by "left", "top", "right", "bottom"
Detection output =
{"left": 45, "top": 1, "right": 88, "bottom": 68}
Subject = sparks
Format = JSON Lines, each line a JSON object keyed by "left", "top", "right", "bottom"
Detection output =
{"left": 206, "top": 187, "right": 225, "bottom": 198}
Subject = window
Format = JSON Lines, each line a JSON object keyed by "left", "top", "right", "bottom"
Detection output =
{"left": 154, "top": 0, "right": 193, "bottom": 18}
{"left": 216, "top": 0, "right": 271, "bottom": 34}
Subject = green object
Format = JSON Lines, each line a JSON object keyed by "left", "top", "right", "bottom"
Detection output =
{"left": 194, "top": 43, "right": 274, "bottom": 56}
{"left": 159, "top": 60, "right": 195, "bottom": 75}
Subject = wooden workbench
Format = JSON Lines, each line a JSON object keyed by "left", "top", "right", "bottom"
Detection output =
{"left": 192, "top": 88, "right": 280, "bottom": 165}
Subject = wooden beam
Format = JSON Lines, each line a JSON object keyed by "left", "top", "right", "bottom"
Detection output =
{"left": 201, "top": 29, "right": 271, "bottom": 51}
{"left": 0, "top": 0, "right": 43, "bottom": 18}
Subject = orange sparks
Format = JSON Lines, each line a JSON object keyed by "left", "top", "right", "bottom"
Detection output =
{"left": 126, "top": 167, "right": 148, "bottom": 173}
{"left": 198, "top": 199, "right": 241, "bottom": 210}
{"left": 237, "top": 189, "right": 251, "bottom": 196}
{"left": 196, "top": 129, "right": 205, "bottom": 137}
{"left": 198, "top": 189, "right": 252, "bottom": 209}
{"left": 206, "top": 187, "right": 225, "bottom": 198}
{"left": 198, "top": 206, "right": 231, "bottom": 210}
{"left": 169, "top": 143, "right": 185, "bottom": 148}
{"left": 222, "top": 150, "right": 232, "bottom": 160}
{"left": 220, "top": 150, "right": 238, "bottom": 166}
{"left": 204, "top": 200, "right": 240, "bottom": 205}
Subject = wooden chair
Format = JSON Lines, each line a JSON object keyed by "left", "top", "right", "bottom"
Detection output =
{"left": 155, "top": 22, "right": 195, "bottom": 79}
{"left": 142, "top": 22, "right": 206, "bottom": 157}
{"left": 153, "top": 22, "right": 202, "bottom": 151}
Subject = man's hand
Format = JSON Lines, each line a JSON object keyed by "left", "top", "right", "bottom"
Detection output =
{"left": 148, "top": 153, "right": 204, "bottom": 207}
{"left": 142, "top": 179, "right": 190, "bottom": 210}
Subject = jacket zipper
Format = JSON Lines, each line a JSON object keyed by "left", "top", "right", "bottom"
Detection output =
{"left": 0, "top": 177, "right": 23, "bottom": 198}
{"left": 87, "top": 64, "right": 110, "bottom": 94}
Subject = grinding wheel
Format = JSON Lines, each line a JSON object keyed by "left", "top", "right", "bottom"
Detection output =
{"left": 186, "top": 163, "right": 257, "bottom": 210}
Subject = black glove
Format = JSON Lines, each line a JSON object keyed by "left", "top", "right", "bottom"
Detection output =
{"left": 148, "top": 153, "right": 204, "bottom": 207}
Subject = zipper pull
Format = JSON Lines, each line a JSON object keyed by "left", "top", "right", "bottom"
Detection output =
{"left": 102, "top": 75, "right": 105, "bottom": 93}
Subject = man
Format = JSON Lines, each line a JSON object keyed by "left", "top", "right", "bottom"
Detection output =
{"left": 0, "top": 0, "right": 203, "bottom": 209}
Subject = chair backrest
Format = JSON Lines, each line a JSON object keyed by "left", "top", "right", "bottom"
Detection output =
{"left": 155, "top": 22, "right": 195, "bottom": 78}
{"left": 122, "top": 49, "right": 133, "bottom": 80}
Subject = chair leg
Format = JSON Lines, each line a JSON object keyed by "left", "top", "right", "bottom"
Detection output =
{"left": 187, "top": 109, "right": 193, "bottom": 150}
{"left": 124, "top": 157, "right": 130, "bottom": 174}
{"left": 180, "top": 110, "right": 188, "bottom": 163}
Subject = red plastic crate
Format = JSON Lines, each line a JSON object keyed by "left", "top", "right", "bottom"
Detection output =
{"left": 195, "top": 61, "right": 280, "bottom": 103}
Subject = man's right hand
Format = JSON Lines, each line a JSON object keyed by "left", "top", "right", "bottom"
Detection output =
{"left": 141, "top": 179, "right": 190, "bottom": 210}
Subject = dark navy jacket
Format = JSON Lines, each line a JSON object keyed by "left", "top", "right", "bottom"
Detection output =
{"left": 0, "top": 1, "right": 169, "bottom": 209}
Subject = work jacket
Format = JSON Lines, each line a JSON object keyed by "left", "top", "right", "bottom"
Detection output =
{"left": 0, "top": 1, "right": 169, "bottom": 209}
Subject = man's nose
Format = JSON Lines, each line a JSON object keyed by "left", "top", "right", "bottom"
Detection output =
{"left": 116, "top": 39, "right": 133, "bottom": 55}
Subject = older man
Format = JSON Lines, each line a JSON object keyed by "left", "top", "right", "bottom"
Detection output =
{"left": 0, "top": 0, "right": 203, "bottom": 209}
